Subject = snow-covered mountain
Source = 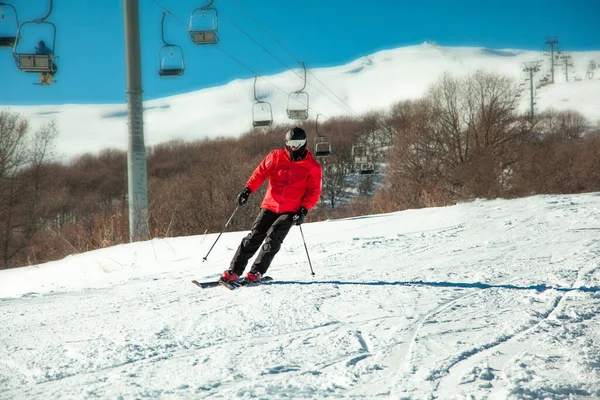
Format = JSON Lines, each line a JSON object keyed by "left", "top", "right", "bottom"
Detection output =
{"left": 4, "top": 43, "right": 600, "bottom": 161}
{"left": 1, "top": 192, "right": 599, "bottom": 398}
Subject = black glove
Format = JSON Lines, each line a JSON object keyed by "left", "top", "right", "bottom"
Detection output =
{"left": 292, "top": 206, "right": 308, "bottom": 225}
{"left": 237, "top": 187, "right": 251, "bottom": 206}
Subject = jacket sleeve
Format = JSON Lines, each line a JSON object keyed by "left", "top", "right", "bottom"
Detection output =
{"left": 245, "top": 151, "right": 275, "bottom": 193}
{"left": 302, "top": 163, "right": 323, "bottom": 210}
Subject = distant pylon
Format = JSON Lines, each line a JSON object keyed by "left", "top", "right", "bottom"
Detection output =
{"left": 523, "top": 61, "right": 541, "bottom": 118}
{"left": 586, "top": 60, "right": 596, "bottom": 79}
{"left": 544, "top": 37, "right": 559, "bottom": 84}
{"left": 560, "top": 54, "right": 574, "bottom": 81}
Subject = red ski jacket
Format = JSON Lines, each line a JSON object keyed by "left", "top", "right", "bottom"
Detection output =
{"left": 245, "top": 148, "right": 322, "bottom": 214}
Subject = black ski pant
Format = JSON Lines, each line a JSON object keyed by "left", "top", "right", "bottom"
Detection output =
{"left": 229, "top": 208, "right": 294, "bottom": 276}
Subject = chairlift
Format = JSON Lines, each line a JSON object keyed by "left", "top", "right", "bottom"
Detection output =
{"left": 352, "top": 145, "right": 375, "bottom": 175}
{"left": 352, "top": 145, "right": 369, "bottom": 165}
{"left": 0, "top": 2, "right": 18, "bottom": 48}
{"left": 12, "top": 0, "right": 56, "bottom": 74}
{"left": 12, "top": 18, "right": 57, "bottom": 74}
{"left": 158, "top": 12, "right": 184, "bottom": 77}
{"left": 189, "top": 0, "right": 218, "bottom": 45}
{"left": 252, "top": 76, "right": 272, "bottom": 127}
{"left": 313, "top": 114, "right": 331, "bottom": 158}
{"left": 287, "top": 61, "right": 309, "bottom": 120}
{"left": 159, "top": 46, "right": 184, "bottom": 77}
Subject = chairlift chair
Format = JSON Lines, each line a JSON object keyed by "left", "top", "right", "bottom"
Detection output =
{"left": 352, "top": 145, "right": 369, "bottom": 165}
{"left": 252, "top": 102, "right": 273, "bottom": 127}
{"left": 352, "top": 145, "right": 374, "bottom": 174}
{"left": 189, "top": 3, "right": 218, "bottom": 45}
{"left": 12, "top": 20, "right": 57, "bottom": 74}
{"left": 287, "top": 62, "right": 309, "bottom": 120}
{"left": 158, "top": 12, "right": 184, "bottom": 77}
{"left": 359, "top": 163, "right": 375, "bottom": 175}
{"left": 314, "top": 136, "right": 332, "bottom": 158}
{"left": 313, "top": 114, "right": 331, "bottom": 158}
{"left": 287, "top": 91, "right": 309, "bottom": 120}
{"left": 0, "top": 2, "right": 18, "bottom": 48}
{"left": 158, "top": 45, "right": 184, "bottom": 77}
{"left": 252, "top": 76, "right": 273, "bottom": 127}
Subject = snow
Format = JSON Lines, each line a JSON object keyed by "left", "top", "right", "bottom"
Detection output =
{"left": 1, "top": 192, "right": 600, "bottom": 399}
{"left": 3, "top": 43, "right": 600, "bottom": 161}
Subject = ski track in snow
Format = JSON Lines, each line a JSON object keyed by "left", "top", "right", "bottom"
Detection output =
{"left": 1, "top": 194, "right": 600, "bottom": 399}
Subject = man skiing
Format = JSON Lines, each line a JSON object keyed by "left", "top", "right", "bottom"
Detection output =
{"left": 221, "top": 126, "right": 322, "bottom": 284}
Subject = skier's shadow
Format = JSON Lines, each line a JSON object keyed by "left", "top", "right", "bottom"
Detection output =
{"left": 265, "top": 280, "right": 600, "bottom": 293}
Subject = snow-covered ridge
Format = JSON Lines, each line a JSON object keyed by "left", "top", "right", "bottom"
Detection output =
{"left": 4, "top": 43, "right": 600, "bottom": 161}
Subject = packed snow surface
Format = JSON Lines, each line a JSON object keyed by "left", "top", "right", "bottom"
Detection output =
{"left": 1, "top": 192, "right": 600, "bottom": 399}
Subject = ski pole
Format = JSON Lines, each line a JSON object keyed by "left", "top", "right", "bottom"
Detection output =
{"left": 202, "top": 205, "right": 239, "bottom": 261}
{"left": 298, "top": 225, "right": 315, "bottom": 276}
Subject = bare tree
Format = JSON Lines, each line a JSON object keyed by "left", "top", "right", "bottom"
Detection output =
{"left": 536, "top": 109, "right": 590, "bottom": 141}
{"left": 383, "top": 71, "right": 533, "bottom": 206}
{"left": 0, "top": 112, "right": 56, "bottom": 268}
{"left": 320, "top": 155, "right": 351, "bottom": 209}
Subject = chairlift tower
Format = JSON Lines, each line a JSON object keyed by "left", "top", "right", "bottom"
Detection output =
{"left": 587, "top": 60, "right": 597, "bottom": 79}
{"left": 544, "top": 37, "right": 559, "bottom": 84}
{"left": 560, "top": 54, "right": 574, "bottom": 81}
{"left": 523, "top": 61, "right": 541, "bottom": 118}
{"left": 124, "top": 0, "right": 149, "bottom": 242}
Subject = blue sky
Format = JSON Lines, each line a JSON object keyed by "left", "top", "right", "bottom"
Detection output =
{"left": 0, "top": 0, "right": 598, "bottom": 106}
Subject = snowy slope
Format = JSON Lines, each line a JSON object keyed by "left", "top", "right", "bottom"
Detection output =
{"left": 1, "top": 192, "right": 599, "bottom": 399}
{"left": 3, "top": 43, "right": 600, "bottom": 161}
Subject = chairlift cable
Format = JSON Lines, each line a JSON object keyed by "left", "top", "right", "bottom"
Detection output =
{"left": 222, "top": 15, "right": 293, "bottom": 76}
{"left": 150, "top": 0, "right": 289, "bottom": 100}
{"left": 216, "top": 46, "right": 286, "bottom": 97}
{"left": 231, "top": 0, "right": 362, "bottom": 119}
{"left": 151, "top": 0, "right": 319, "bottom": 115}
{"left": 35, "top": 0, "right": 53, "bottom": 22}
{"left": 151, "top": 0, "right": 330, "bottom": 119}
{"left": 306, "top": 69, "right": 362, "bottom": 119}
{"left": 150, "top": 0, "right": 188, "bottom": 28}
{"left": 150, "top": 3, "right": 356, "bottom": 152}
{"left": 223, "top": 15, "right": 351, "bottom": 117}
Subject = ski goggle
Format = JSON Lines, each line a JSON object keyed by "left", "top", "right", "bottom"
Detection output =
{"left": 285, "top": 138, "right": 306, "bottom": 148}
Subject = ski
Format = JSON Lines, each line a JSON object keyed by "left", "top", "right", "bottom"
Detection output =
{"left": 191, "top": 280, "right": 221, "bottom": 289}
{"left": 192, "top": 276, "right": 273, "bottom": 290}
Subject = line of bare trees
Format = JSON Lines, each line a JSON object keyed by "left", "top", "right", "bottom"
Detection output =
{"left": 375, "top": 71, "right": 600, "bottom": 211}
{"left": 1, "top": 70, "right": 598, "bottom": 269}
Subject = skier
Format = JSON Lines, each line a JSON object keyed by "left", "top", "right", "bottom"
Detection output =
{"left": 221, "top": 126, "right": 323, "bottom": 284}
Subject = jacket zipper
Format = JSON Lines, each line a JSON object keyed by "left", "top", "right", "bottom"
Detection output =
{"left": 279, "top": 154, "right": 295, "bottom": 214}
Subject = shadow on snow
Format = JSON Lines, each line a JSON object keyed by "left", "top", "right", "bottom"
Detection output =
{"left": 266, "top": 280, "right": 600, "bottom": 293}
